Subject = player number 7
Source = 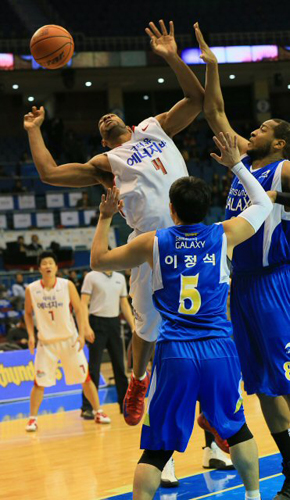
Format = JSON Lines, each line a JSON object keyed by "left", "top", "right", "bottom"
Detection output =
{"left": 48, "top": 310, "right": 55, "bottom": 321}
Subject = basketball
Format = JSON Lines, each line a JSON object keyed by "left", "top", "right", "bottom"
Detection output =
{"left": 30, "top": 25, "right": 74, "bottom": 69}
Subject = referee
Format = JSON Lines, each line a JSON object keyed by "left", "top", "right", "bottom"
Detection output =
{"left": 81, "top": 269, "right": 134, "bottom": 417}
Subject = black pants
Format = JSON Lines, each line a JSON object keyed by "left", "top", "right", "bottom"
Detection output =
{"left": 82, "top": 315, "right": 128, "bottom": 412}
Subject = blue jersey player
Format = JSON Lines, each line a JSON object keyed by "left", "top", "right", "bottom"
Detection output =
{"left": 90, "top": 132, "right": 272, "bottom": 500}
{"left": 195, "top": 23, "right": 290, "bottom": 500}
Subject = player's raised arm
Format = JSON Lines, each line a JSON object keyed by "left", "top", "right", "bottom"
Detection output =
{"left": 90, "top": 187, "right": 155, "bottom": 271}
{"left": 146, "top": 20, "right": 204, "bottom": 137}
{"left": 194, "top": 23, "right": 249, "bottom": 154}
{"left": 212, "top": 132, "right": 273, "bottom": 255}
{"left": 24, "top": 106, "right": 114, "bottom": 188}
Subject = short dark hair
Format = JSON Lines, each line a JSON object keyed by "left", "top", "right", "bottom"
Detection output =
{"left": 169, "top": 176, "right": 211, "bottom": 224}
{"left": 38, "top": 251, "right": 58, "bottom": 266}
{"left": 272, "top": 119, "right": 290, "bottom": 159}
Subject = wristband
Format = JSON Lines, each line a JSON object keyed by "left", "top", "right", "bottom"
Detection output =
{"left": 276, "top": 191, "right": 290, "bottom": 206}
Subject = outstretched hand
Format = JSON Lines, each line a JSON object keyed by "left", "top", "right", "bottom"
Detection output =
{"left": 99, "top": 186, "right": 124, "bottom": 219}
{"left": 145, "top": 20, "right": 177, "bottom": 59}
{"left": 211, "top": 132, "right": 241, "bottom": 168}
{"left": 24, "top": 106, "right": 45, "bottom": 131}
{"left": 194, "top": 22, "right": 217, "bottom": 64}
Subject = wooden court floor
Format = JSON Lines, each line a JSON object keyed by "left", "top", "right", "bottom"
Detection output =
{"left": 0, "top": 365, "right": 279, "bottom": 500}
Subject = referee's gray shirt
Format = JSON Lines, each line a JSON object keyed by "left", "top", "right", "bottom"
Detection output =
{"left": 81, "top": 271, "right": 127, "bottom": 317}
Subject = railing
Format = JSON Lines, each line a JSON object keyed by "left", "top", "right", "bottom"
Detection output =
{"left": 1, "top": 31, "right": 290, "bottom": 54}
{"left": 0, "top": 33, "right": 193, "bottom": 54}
{"left": 209, "top": 31, "right": 290, "bottom": 46}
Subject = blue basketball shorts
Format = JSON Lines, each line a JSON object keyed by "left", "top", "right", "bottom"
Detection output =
{"left": 231, "top": 265, "right": 290, "bottom": 397}
{"left": 140, "top": 337, "right": 245, "bottom": 452}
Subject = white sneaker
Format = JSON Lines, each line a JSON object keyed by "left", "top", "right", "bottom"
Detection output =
{"left": 202, "top": 441, "right": 235, "bottom": 470}
{"left": 95, "top": 409, "right": 111, "bottom": 424}
{"left": 26, "top": 417, "right": 38, "bottom": 432}
{"left": 161, "top": 457, "right": 179, "bottom": 488}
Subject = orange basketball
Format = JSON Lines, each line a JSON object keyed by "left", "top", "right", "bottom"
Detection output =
{"left": 30, "top": 25, "right": 74, "bottom": 69}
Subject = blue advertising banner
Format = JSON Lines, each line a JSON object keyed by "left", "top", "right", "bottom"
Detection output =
{"left": 0, "top": 346, "right": 106, "bottom": 403}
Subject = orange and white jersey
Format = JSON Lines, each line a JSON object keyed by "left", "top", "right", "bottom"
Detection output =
{"left": 107, "top": 117, "right": 188, "bottom": 233}
{"left": 28, "top": 278, "right": 78, "bottom": 344}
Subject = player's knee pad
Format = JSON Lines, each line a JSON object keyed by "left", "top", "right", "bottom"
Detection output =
{"left": 227, "top": 423, "right": 253, "bottom": 447}
{"left": 138, "top": 449, "right": 174, "bottom": 472}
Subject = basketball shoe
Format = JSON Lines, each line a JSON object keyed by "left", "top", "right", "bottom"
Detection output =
{"left": 26, "top": 417, "right": 38, "bottom": 432}
{"left": 95, "top": 409, "right": 111, "bottom": 424}
{"left": 161, "top": 457, "right": 179, "bottom": 488}
{"left": 197, "top": 413, "right": 229, "bottom": 454}
{"left": 80, "top": 409, "right": 95, "bottom": 420}
{"left": 273, "top": 461, "right": 290, "bottom": 499}
{"left": 123, "top": 371, "right": 150, "bottom": 426}
{"left": 202, "top": 442, "right": 234, "bottom": 470}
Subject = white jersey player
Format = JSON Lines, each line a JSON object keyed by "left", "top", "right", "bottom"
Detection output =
{"left": 23, "top": 20, "right": 204, "bottom": 426}
{"left": 24, "top": 251, "right": 110, "bottom": 431}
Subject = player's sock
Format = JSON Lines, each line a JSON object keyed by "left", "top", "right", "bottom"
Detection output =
{"left": 271, "top": 429, "right": 290, "bottom": 465}
{"left": 133, "top": 372, "right": 147, "bottom": 381}
{"left": 245, "top": 490, "right": 260, "bottom": 499}
{"left": 205, "top": 430, "right": 215, "bottom": 448}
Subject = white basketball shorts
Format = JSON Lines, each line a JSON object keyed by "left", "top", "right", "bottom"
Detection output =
{"left": 34, "top": 335, "right": 88, "bottom": 387}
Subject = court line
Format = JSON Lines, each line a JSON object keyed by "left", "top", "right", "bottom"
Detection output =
{"left": 190, "top": 472, "right": 282, "bottom": 499}
{"left": 100, "top": 453, "right": 281, "bottom": 500}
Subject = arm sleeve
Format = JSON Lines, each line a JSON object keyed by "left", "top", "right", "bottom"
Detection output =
{"left": 81, "top": 273, "right": 93, "bottom": 295}
{"left": 232, "top": 161, "right": 273, "bottom": 232}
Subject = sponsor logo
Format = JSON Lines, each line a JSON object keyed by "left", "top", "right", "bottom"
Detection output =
{"left": 0, "top": 361, "right": 63, "bottom": 388}
{"left": 36, "top": 370, "right": 46, "bottom": 378}
{"left": 259, "top": 169, "right": 271, "bottom": 179}
{"left": 175, "top": 240, "right": 205, "bottom": 249}
{"left": 285, "top": 342, "right": 290, "bottom": 354}
{"left": 142, "top": 124, "right": 149, "bottom": 132}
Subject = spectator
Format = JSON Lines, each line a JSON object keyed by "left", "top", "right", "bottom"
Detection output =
{"left": 69, "top": 270, "right": 82, "bottom": 293}
{"left": 15, "top": 236, "right": 27, "bottom": 253}
{"left": 76, "top": 191, "right": 93, "bottom": 208}
{"left": 90, "top": 208, "right": 100, "bottom": 226}
{"left": 12, "top": 179, "right": 26, "bottom": 193}
{"left": 27, "top": 234, "right": 43, "bottom": 252}
{"left": 6, "top": 317, "right": 29, "bottom": 349}
{"left": 11, "top": 273, "right": 26, "bottom": 310}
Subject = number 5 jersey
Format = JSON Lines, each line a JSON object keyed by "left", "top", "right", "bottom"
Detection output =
{"left": 152, "top": 223, "right": 232, "bottom": 342}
